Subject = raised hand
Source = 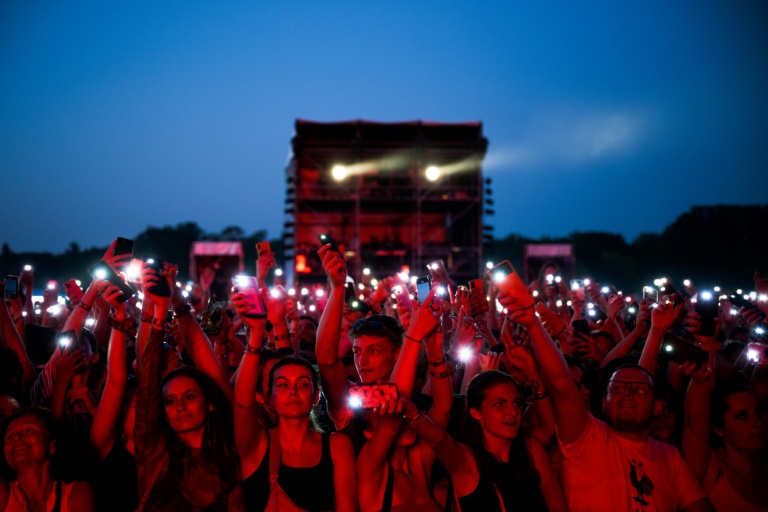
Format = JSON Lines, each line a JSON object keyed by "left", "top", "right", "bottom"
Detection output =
{"left": 650, "top": 300, "right": 683, "bottom": 332}
{"left": 318, "top": 244, "right": 347, "bottom": 287}
{"left": 101, "top": 239, "right": 132, "bottom": 271}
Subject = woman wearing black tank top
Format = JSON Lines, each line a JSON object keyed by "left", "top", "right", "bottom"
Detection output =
{"left": 233, "top": 288, "right": 357, "bottom": 511}
{"left": 407, "top": 370, "right": 568, "bottom": 511}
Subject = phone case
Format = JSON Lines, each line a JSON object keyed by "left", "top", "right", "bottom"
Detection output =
{"left": 348, "top": 384, "right": 398, "bottom": 409}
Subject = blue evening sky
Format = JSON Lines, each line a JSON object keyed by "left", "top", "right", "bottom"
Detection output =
{"left": 2, "top": 0, "right": 766, "bottom": 252}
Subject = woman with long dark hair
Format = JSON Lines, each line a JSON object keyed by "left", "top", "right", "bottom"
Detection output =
{"left": 134, "top": 263, "right": 242, "bottom": 511}
{"left": 408, "top": 370, "right": 567, "bottom": 511}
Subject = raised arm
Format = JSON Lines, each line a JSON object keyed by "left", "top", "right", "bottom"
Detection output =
{"left": 390, "top": 288, "right": 439, "bottom": 400}
{"left": 134, "top": 266, "right": 172, "bottom": 495}
{"left": 88, "top": 284, "right": 129, "bottom": 460}
{"left": 602, "top": 298, "right": 651, "bottom": 368}
{"left": 315, "top": 245, "right": 352, "bottom": 428}
{"left": 638, "top": 300, "right": 683, "bottom": 376}
{"left": 0, "top": 283, "right": 36, "bottom": 394}
{"left": 232, "top": 287, "right": 269, "bottom": 478}
{"left": 170, "top": 275, "right": 233, "bottom": 405}
{"left": 499, "top": 290, "right": 589, "bottom": 445}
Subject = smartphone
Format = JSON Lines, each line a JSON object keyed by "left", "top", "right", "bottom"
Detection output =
{"left": 416, "top": 275, "right": 431, "bottom": 306}
{"left": 113, "top": 237, "right": 135, "bottom": 257}
{"left": 572, "top": 319, "right": 590, "bottom": 338}
{"left": 202, "top": 297, "right": 227, "bottom": 336}
{"left": 728, "top": 294, "right": 757, "bottom": 312}
{"left": 535, "top": 303, "right": 566, "bottom": 335}
{"left": 643, "top": 286, "right": 659, "bottom": 304}
{"left": 661, "top": 334, "right": 709, "bottom": 368}
{"left": 695, "top": 290, "right": 719, "bottom": 337}
{"left": 427, "top": 260, "right": 449, "bottom": 285}
{"left": 232, "top": 275, "right": 259, "bottom": 289}
{"left": 4, "top": 275, "right": 19, "bottom": 300}
{"left": 318, "top": 233, "right": 341, "bottom": 255}
{"left": 146, "top": 260, "right": 171, "bottom": 297}
{"left": 256, "top": 241, "right": 271, "bottom": 258}
{"left": 468, "top": 279, "right": 489, "bottom": 315}
{"left": 348, "top": 383, "right": 399, "bottom": 409}
{"left": 490, "top": 260, "right": 533, "bottom": 307}
{"left": 744, "top": 342, "right": 768, "bottom": 365}
{"left": 570, "top": 279, "right": 584, "bottom": 291}
{"left": 88, "top": 262, "right": 135, "bottom": 302}
{"left": 57, "top": 329, "right": 80, "bottom": 354}
{"left": 349, "top": 298, "right": 372, "bottom": 315}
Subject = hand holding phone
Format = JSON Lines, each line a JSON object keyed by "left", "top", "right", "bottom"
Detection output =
{"left": 661, "top": 334, "right": 709, "bottom": 369}
{"left": 491, "top": 260, "right": 534, "bottom": 308}
{"left": 4, "top": 275, "right": 19, "bottom": 300}
{"left": 89, "top": 262, "right": 135, "bottom": 303}
{"left": 102, "top": 237, "right": 134, "bottom": 270}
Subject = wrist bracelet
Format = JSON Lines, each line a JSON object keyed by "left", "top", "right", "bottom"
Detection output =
{"left": 78, "top": 301, "right": 93, "bottom": 312}
{"left": 245, "top": 345, "right": 261, "bottom": 355}
{"left": 151, "top": 317, "right": 165, "bottom": 329}
{"left": 140, "top": 313, "right": 153, "bottom": 324}
{"left": 404, "top": 334, "right": 422, "bottom": 344}
{"left": 106, "top": 315, "right": 137, "bottom": 333}
{"left": 429, "top": 370, "right": 451, "bottom": 380}
{"left": 174, "top": 303, "right": 192, "bottom": 319}
{"left": 274, "top": 332, "right": 291, "bottom": 341}
{"left": 428, "top": 356, "right": 447, "bottom": 368}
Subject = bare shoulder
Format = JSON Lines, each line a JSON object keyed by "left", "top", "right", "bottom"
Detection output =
{"left": 329, "top": 431, "right": 355, "bottom": 460}
{"left": 68, "top": 481, "right": 96, "bottom": 512}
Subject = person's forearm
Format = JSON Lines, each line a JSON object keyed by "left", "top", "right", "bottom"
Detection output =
{"left": 460, "top": 356, "right": 480, "bottom": 395}
{"left": 177, "top": 312, "right": 234, "bottom": 404}
{"left": 62, "top": 285, "right": 98, "bottom": 335}
{"left": 234, "top": 329, "right": 263, "bottom": 409}
{"left": 390, "top": 336, "right": 423, "bottom": 400}
{"left": 92, "top": 304, "right": 111, "bottom": 350}
{"left": 526, "top": 320, "right": 575, "bottom": 395}
{"left": 89, "top": 313, "right": 128, "bottom": 459}
{"left": 638, "top": 326, "right": 666, "bottom": 376}
{"left": 602, "top": 326, "right": 644, "bottom": 368}
{"left": 425, "top": 339, "right": 452, "bottom": 427}
{"left": 272, "top": 318, "right": 291, "bottom": 350}
{"left": 316, "top": 285, "right": 344, "bottom": 365}
{"left": 602, "top": 317, "right": 624, "bottom": 346}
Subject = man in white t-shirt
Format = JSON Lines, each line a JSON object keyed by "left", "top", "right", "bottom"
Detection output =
{"left": 500, "top": 292, "right": 714, "bottom": 512}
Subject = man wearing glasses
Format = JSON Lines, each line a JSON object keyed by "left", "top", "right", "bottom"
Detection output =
{"left": 500, "top": 291, "right": 714, "bottom": 512}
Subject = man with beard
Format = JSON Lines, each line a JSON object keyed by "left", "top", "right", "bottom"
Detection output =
{"left": 500, "top": 291, "right": 713, "bottom": 512}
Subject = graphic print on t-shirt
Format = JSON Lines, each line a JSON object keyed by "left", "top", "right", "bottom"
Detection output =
{"left": 629, "top": 458, "right": 654, "bottom": 507}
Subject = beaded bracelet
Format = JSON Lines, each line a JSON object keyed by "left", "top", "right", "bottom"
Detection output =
{"left": 429, "top": 370, "right": 451, "bottom": 380}
{"left": 151, "top": 317, "right": 165, "bottom": 329}
{"left": 140, "top": 313, "right": 153, "bottom": 324}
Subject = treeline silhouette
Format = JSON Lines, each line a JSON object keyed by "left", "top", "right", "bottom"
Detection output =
{"left": 2, "top": 205, "right": 766, "bottom": 293}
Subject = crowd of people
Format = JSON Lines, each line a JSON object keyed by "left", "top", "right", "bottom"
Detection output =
{"left": 1, "top": 237, "right": 768, "bottom": 511}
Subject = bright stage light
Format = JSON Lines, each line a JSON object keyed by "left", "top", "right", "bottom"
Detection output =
{"left": 332, "top": 165, "right": 347, "bottom": 181}
{"left": 425, "top": 166, "right": 441, "bottom": 181}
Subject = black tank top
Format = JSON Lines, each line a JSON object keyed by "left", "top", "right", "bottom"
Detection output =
{"left": 242, "top": 433, "right": 336, "bottom": 511}
{"left": 457, "top": 460, "right": 547, "bottom": 512}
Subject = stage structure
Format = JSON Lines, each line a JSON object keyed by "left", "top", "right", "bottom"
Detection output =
{"left": 283, "top": 119, "right": 492, "bottom": 285}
